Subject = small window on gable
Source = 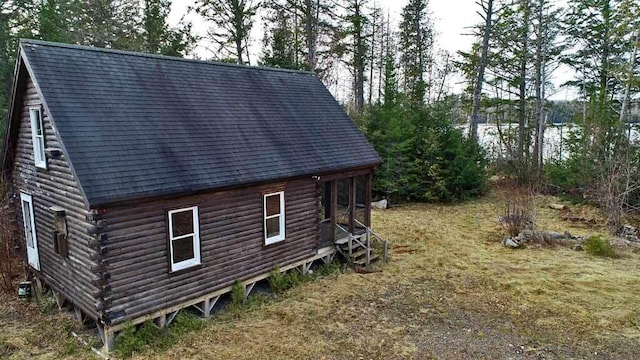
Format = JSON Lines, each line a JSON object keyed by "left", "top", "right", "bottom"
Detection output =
{"left": 29, "top": 107, "right": 47, "bottom": 169}
{"left": 264, "top": 191, "right": 285, "bottom": 245}
{"left": 168, "top": 206, "right": 200, "bottom": 272}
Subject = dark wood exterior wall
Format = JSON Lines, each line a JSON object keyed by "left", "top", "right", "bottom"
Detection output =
{"left": 103, "top": 178, "right": 319, "bottom": 325}
{"left": 10, "top": 76, "right": 98, "bottom": 319}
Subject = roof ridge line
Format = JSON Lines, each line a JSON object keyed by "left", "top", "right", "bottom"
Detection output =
{"left": 19, "top": 38, "right": 317, "bottom": 76}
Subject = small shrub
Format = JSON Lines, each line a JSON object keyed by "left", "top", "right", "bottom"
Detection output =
{"left": 230, "top": 280, "right": 245, "bottom": 307}
{"left": 114, "top": 322, "right": 145, "bottom": 358}
{"left": 136, "top": 321, "right": 163, "bottom": 346}
{"left": 498, "top": 185, "right": 536, "bottom": 237}
{"left": 282, "top": 270, "right": 305, "bottom": 288}
{"left": 36, "top": 291, "right": 57, "bottom": 314}
{"left": 315, "top": 261, "right": 342, "bottom": 277}
{"left": 584, "top": 235, "right": 617, "bottom": 258}
{"left": 171, "top": 311, "right": 203, "bottom": 336}
{"left": 268, "top": 265, "right": 287, "bottom": 294}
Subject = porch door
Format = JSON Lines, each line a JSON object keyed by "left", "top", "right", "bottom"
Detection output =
{"left": 20, "top": 193, "right": 40, "bottom": 271}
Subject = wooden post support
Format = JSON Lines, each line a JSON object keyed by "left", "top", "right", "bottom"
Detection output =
{"left": 203, "top": 296, "right": 220, "bottom": 318}
{"left": 365, "top": 228, "right": 371, "bottom": 266}
{"left": 330, "top": 180, "right": 337, "bottom": 243}
{"left": 53, "top": 290, "right": 67, "bottom": 309}
{"left": 97, "top": 324, "right": 115, "bottom": 352}
{"left": 199, "top": 297, "right": 219, "bottom": 318}
{"left": 245, "top": 282, "right": 256, "bottom": 300}
{"left": 365, "top": 172, "right": 372, "bottom": 228}
{"left": 349, "top": 177, "right": 356, "bottom": 234}
{"left": 166, "top": 311, "right": 179, "bottom": 326}
{"left": 155, "top": 314, "right": 167, "bottom": 328}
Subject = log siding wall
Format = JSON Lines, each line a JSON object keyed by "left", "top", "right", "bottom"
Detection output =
{"left": 103, "top": 178, "right": 319, "bottom": 324}
{"left": 11, "top": 77, "right": 98, "bottom": 319}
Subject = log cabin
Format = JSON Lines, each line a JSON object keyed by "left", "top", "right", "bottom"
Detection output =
{"left": 1, "top": 39, "right": 384, "bottom": 350}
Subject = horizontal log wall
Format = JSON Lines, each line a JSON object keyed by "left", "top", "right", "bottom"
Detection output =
{"left": 11, "top": 77, "right": 99, "bottom": 319}
{"left": 103, "top": 178, "right": 319, "bottom": 324}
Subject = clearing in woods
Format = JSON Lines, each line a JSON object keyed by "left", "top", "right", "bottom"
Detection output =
{"left": 1, "top": 191, "right": 640, "bottom": 359}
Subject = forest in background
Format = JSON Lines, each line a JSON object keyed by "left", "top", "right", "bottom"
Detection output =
{"left": 1, "top": 0, "right": 639, "bottom": 232}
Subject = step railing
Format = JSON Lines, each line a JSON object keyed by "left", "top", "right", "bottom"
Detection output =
{"left": 335, "top": 223, "right": 367, "bottom": 259}
{"left": 355, "top": 219, "right": 388, "bottom": 264}
{"left": 335, "top": 221, "right": 388, "bottom": 266}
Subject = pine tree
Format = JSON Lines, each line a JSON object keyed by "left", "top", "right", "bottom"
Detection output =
{"left": 262, "top": 0, "right": 336, "bottom": 75}
{"left": 261, "top": 2, "right": 304, "bottom": 69}
{"left": 563, "top": 0, "right": 624, "bottom": 107}
{"left": 195, "top": 0, "right": 260, "bottom": 64}
{"left": 78, "top": 0, "right": 142, "bottom": 50}
{"left": 340, "top": 0, "right": 369, "bottom": 113}
{"left": 398, "top": 0, "right": 433, "bottom": 106}
{"left": 142, "top": 0, "right": 195, "bottom": 56}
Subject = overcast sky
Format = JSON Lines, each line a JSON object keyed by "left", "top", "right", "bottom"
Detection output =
{"left": 168, "top": 0, "right": 576, "bottom": 100}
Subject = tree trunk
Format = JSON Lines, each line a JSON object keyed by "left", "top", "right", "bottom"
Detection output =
{"left": 354, "top": 0, "right": 365, "bottom": 113}
{"left": 599, "top": 0, "right": 611, "bottom": 106}
{"left": 304, "top": 0, "right": 318, "bottom": 71}
{"left": 471, "top": 0, "right": 494, "bottom": 143}
{"left": 620, "top": 31, "right": 638, "bottom": 123}
{"left": 533, "top": 0, "right": 544, "bottom": 180}
{"left": 368, "top": 6, "right": 378, "bottom": 107}
{"left": 518, "top": 0, "right": 530, "bottom": 181}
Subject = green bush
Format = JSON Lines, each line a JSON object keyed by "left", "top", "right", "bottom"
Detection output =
{"left": 268, "top": 265, "right": 287, "bottom": 294}
{"left": 114, "top": 322, "right": 145, "bottom": 358}
{"left": 584, "top": 235, "right": 617, "bottom": 258}
{"left": 315, "top": 261, "right": 341, "bottom": 277}
{"left": 230, "top": 280, "right": 245, "bottom": 307}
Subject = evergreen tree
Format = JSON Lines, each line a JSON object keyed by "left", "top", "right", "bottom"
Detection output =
{"left": 262, "top": 0, "right": 336, "bottom": 76}
{"left": 142, "top": 0, "right": 195, "bottom": 56}
{"left": 340, "top": 0, "right": 369, "bottom": 113}
{"left": 78, "top": 0, "right": 142, "bottom": 50}
{"left": 261, "top": 3, "right": 304, "bottom": 69}
{"left": 195, "top": 0, "right": 260, "bottom": 64}
{"left": 563, "top": 0, "right": 624, "bottom": 107}
{"left": 398, "top": 0, "right": 433, "bottom": 106}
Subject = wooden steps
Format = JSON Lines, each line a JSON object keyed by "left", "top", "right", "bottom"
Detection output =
{"left": 335, "top": 232, "right": 382, "bottom": 267}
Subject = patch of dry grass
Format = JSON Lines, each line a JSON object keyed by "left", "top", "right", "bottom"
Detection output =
{"left": 3, "top": 192, "right": 640, "bottom": 359}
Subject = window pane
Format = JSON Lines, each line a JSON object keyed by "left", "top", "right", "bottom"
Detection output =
{"left": 266, "top": 194, "right": 280, "bottom": 216}
{"left": 36, "top": 114, "right": 43, "bottom": 135}
{"left": 266, "top": 217, "right": 280, "bottom": 238}
{"left": 22, "top": 201, "right": 33, "bottom": 248}
{"left": 171, "top": 210, "right": 194, "bottom": 237}
{"left": 37, "top": 138, "right": 45, "bottom": 161}
{"left": 172, "top": 236, "right": 194, "bottom": 264}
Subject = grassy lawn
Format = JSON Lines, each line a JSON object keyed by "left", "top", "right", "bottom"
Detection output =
{"left": 2, "top": 192, "right": 640, "bottom": 359}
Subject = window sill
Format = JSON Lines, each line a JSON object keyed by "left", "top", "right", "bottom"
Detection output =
{"left": 169, "top": 262, "right": 202, "bottom": 275}
{"left": 264, "top": 237, "right": 286, "bottom": 247}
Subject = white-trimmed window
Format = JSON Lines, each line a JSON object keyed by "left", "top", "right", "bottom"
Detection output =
{"left": 264, "top": 191, "right": 285, "bottom": 245}
{"left": 29, "top": 108, "right": 47, "bottom": 169}
{"left": 168, "top": 206, "right": 200, "bottom": 272}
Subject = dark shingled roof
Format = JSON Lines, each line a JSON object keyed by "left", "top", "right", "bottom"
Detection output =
{"left": 19, "top": 40, "right": 381, "bottom": 206}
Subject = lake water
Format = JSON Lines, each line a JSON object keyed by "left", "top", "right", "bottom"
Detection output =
{"left": 466, "top": 123, "right": 640, "bottom": 162}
